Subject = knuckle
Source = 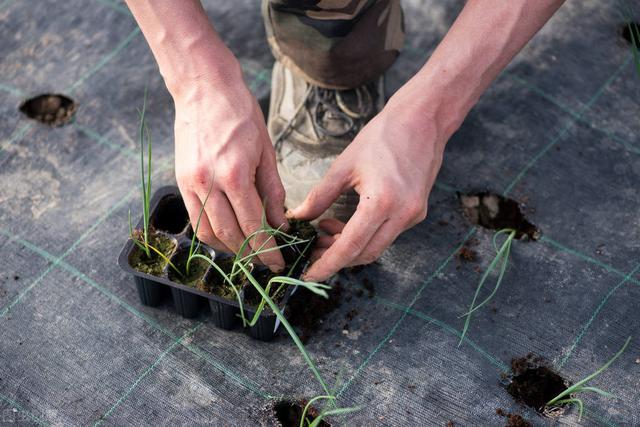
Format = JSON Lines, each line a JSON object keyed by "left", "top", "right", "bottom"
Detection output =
{"left": 240, "top": 219, "right": 262, "bottom": 234}
{"left": 211, "top": 225, "right": 232, "bottom": 244}
{"left": 219, "top": 164, "right": 246, "bottom": 191}
{"left": 191, "top": 166, "right": 212, "bottom": 189}
{"left": 344, "top": 238, "right": 365, "bottom": 256}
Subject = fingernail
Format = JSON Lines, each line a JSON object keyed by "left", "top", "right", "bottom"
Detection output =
{"left": 270, "top": 264, "right": 284, "bottom": 273}
{"left": 285, "top": 209, "right": 294, "bottom": 218}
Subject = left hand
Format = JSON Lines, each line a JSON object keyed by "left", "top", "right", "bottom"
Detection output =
{"left": 288, "top": 97, "right": 447, "bottom": 282}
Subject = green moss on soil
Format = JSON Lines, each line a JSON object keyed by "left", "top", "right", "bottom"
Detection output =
{"left": 130, "top": 232, "right": 176, "bottom": 276}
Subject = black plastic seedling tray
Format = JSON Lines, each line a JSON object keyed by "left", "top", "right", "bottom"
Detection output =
{"left": 117, "top": 186, "right": 298, "bottom": 341}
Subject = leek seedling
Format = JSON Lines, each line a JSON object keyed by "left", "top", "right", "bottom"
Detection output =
{"left": 185, "top": 185, "right": 213, "bottom": 276}
{"left": 127, "top": 91, "right": 181, "bottom": 276}
{"left": 299, "top": 395, "right": 360, "bottom": 427}
{"left": 459, "top": 228, "right": 516, "bottom": 346}
{"left": 546, "top": 336, "right": 631, "bottom": 420}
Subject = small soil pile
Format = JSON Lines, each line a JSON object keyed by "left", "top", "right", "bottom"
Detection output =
{"left": 506, "top": 353, "right": 569, "bottom": 414}
{"left": 271, "top": 400, "right": 330, "bottom": 427}
{"left": 459, "top": 192, "right": 539, "bottom": 240}
{"left": 496, "top": 408, "right": 532, "bottom": 427}
{"left": 19, "top": 94, "right": 77, "bottom": 126}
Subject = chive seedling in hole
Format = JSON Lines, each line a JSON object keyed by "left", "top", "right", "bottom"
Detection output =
{"left": 459, "top": 228, "right": 516, "bottom": 345}
{"left": 545, "top": 337, "right": 631, "bottom": 420}
{"left": 127, "top": 91, "right": 180, "bottom": 276}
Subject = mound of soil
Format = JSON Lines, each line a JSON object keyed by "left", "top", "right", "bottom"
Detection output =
{"left": 286, "top": 280, "right": 344, "bottom": 343}
{"left": 459, "top": 192, "right": 539, "bottom": 240}
{"left": 506, "top": 353, "right": 569, "bottom": 413}
{"left": 19, "top": 94, "right": 76, "bottom": 126}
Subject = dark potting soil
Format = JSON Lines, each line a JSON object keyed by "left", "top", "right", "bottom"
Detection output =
{"left": 196, "top": 256, "right": 238, "bottom": 299}
{"left": 459, "top": 192, "right": 539, "bottom": 240}
{"left": 496, "top": 408, "right": 532, "bottom": 427}
{"left": 621, "top": 22, "right": 640, "bottom": 45}
{"left": 19, "top": 94, "right": 77, "bottom": 126}
{"left": 506, "top": 353, "right": 569, "bottom": 413}
{"left": 167, "top": 248, "right": 210, "bottom": 287}
{"left": 277, "top": 219, "right": 317, "bottom": 266}
{"left": 287, "top": 280, "right": 344, "bottom": 344}
{"left": 458, "top": 246, "right": 478, "bottom": 262}
{"left": 244, "top": 269, "right": 286, "bottom": 309}
{"left": 271, "top": 400, "right": 330, "bottom": 427}
{"left": 129, "top": 232, "right": 177, "bottom": 276}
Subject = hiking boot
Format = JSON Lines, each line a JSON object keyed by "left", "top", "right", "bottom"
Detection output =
{"left": 267, "top": 61, "right": 385, "bottom": 222}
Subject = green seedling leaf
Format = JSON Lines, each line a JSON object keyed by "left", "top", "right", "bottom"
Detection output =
{"left": 459, "top": 229, "right": 516, "bottom": 346}
{"left": 546, "top": 336, "right": 631, "bottom": 419}
{"left": 237, "top": 263, "right": 331, "bottom": 397}
{"left": 186, "top": 183, "right": 214, "bottom": 276}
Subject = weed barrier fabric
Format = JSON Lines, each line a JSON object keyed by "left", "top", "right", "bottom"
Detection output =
{"left": 0, "top": 0, "right": 639, "bottom": 426}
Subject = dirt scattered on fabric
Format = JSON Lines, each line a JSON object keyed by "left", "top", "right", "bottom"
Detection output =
{"left": 19, "top": 94, "right": 77, "bottom": 126}
{"left": 270, "top": 400, "right": 330, "bottom": 427}
{"left": 459, "top": 192, "right": 539, "bottom": 240}
{"left": 621, "top": 22, "right": 640, "bottom": 45}
{"left": 496, "top": 409, "right": 532, "bottom": 427}
{"left": 506, "top": 353, "right": 569, "bottom": 413}
{"left": 446, "top": 421, "right": 455, "bottom": 427}
{"left": 13, "top": 275, "right": 19, "bottom": 281}
{"left": 458, "top": 246, "right": 477, "bottom": 262}
{"left": 361, "top": 277, "right": 375, "bottom": 298}
{"left": 287, "top": 280, "right": 344, "bottom": 343}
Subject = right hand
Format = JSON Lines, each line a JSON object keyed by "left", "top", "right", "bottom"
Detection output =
{"left": 173, "top": 64, "right": 287, "bottom": 272}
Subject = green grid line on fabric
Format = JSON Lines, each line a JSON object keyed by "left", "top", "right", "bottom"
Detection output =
{"left": 558, "top": 262, "right": 640, "bottom": 369}
{"left": 506, "top": 72, "right": 640, "bottom": 156}
{"left": 0, "top": 229, "right": 272, "bottom": 400}
{"left": 93, "top": 324, "right": 204, "bottom": 426}
{"left": 73, "top": 123, "right": 138, "bottom": 159}
{"left": 503, "top": 56, "right": 632, "bottom": 196}
{"left": 335, "top": 227, "right": 478, "bottom": 398}
{"left": 379, "top": 299, "right": 620, "bottom": 427}
{"left": 0, "top": 392, "right": 49, "bottom": 427}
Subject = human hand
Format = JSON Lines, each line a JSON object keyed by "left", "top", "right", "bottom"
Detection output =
{"left": 288, "top": 96, "right": 448, "bottom": 281}
{"left": 173, "top": 65, "right": 287, "bottom": 272}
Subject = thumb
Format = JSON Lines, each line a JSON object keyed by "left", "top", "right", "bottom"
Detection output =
{"left": 288, "top": 165, "right": 350, "bottom": 220}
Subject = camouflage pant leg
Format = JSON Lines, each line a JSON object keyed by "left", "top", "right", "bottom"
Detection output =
{"left": 262, "top": 0, "right": 404, "bottom": 89}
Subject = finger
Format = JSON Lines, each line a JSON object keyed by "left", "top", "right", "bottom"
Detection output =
{"left": 198, "top": 190, "right": 248, "bottom": 257}
{"left": 181, "top": 190, "right": 232, "bottom": 253}
{"left": 288, "top": 164, "right": 350, "bottom": 221}
{"left": 347, "top": 219, "right": 403, "bottom": 267}
{"left": 316, "top": 235, "right": 338, "bottom": 249}
{"left": 318, "top": 218, "right": 345, "bottom": 235}
{"left": 303, "top": 203, "right": 385, "bottom": 281}
{"left": 226, "top": 185, "right": 285, "bottom": 272}
{"left": 310, "top": 248, "right": 327, "bottom": 263}
{"left": 256, "top": 148, "right": 288, "bottom": 230}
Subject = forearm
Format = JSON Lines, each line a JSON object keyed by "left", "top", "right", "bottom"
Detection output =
{"left": 124, "top": 0, "right": 243, "bottom": 100}
{"left": 390, "top": 0, "right": 564, "bottom": 144}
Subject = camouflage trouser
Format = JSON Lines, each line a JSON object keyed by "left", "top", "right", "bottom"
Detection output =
{"left": 262, "top": 0, "right": 405, "bottom": 89}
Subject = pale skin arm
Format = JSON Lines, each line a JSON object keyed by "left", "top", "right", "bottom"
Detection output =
{"left": 292, "top": 0, "right": 566, "bottom": 281}
{"left": 124, "top": 0, "right": 287, "bottom": 271}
